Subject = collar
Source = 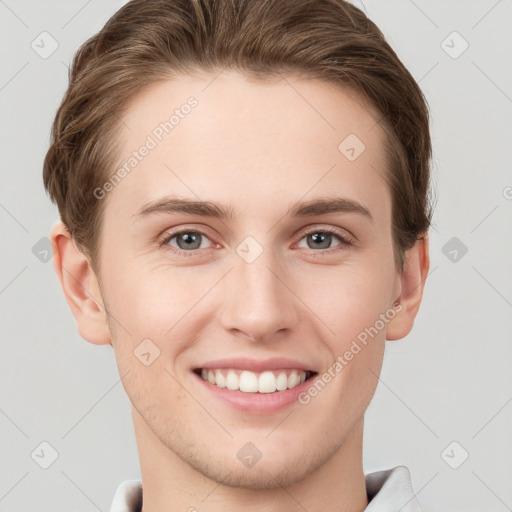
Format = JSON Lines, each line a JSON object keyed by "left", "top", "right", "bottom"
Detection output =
{"left": 110, "top": 465, "right": 421, "bottom": 512}
{"left": 364, "top": 466, "right": 422, "bottom": 511}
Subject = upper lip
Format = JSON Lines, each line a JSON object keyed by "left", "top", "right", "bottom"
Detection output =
{"left": 194, "top": 357, "right": 318, "bottom": 373}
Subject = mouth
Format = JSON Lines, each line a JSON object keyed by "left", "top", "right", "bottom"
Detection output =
{"left": 191, "top": 357, "right": 320, "bottom": 413}
{"left": 193, "top": 368, "right": 318, "bottom": 394}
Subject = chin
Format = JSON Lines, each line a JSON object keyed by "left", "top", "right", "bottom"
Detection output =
{"left": 198, "top": 457, "right": 314, "bottom": 490}
{"left": 178, "top": 436, "right": 335, "bottom": 491}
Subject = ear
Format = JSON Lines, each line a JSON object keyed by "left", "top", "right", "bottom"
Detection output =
{"left": 386, "top": 235, "right": 430, "bottom": 341}
{"left": 50, "top": 221, "right": 111, "bottom": 345}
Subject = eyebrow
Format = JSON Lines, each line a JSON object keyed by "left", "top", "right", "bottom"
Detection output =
{"left": 134, "top": 195, "right": 373, "bottom": 223}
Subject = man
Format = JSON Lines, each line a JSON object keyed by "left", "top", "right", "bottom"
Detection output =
{"left": 44, "top": 1, "right": 432, "bottom": 510}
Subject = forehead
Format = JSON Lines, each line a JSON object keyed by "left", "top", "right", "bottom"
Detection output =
{"left": 105, "top": 70, "right": 390, "bottom": 224}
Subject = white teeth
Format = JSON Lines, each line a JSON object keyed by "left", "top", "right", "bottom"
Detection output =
{"left": 239, "top": 371, "right": 259, "bottom": 392}
{"left": 214, "top": 370, "right": 226, "bottom": 388}
{"left": 258, "top": 371, "right": 276, "bottom": 393}
{"left": 226, "top": 370, "right": 239, "bottom": 391}
{"left": 276, "top": 372, "right": 288, "bottom": 391}
{"left": 198, "top": 368, "right": 310, "bottom": 393}
{"left": 288, "top": 370, "right": 298, "bottom": 388}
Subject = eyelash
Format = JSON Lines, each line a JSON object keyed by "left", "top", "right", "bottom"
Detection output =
{"left": 158, "top": 227, "right": 355, "bottom": 258}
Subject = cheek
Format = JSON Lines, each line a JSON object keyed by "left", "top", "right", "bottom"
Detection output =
{"left": 104, "top": 261, "right": 216, "bottom": 392}
{"left": 103, "top": 255, "right": 202, "bottom": 338}
{"left": 307, "top": 267, "right": 393, "bottom": 410}
{"left": 298, "top": 263, "right": 395, "bottom": 348}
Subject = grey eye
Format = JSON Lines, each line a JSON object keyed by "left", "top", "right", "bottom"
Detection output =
{"left": 171, "top": 231, "right": 205, "bottom": 250}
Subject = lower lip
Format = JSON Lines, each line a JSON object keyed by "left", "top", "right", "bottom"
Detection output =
{"left": 192, "top": 371, "right": 316, "bottom": 414}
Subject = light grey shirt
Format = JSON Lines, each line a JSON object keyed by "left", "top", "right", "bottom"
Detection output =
{"left": 110, "top": 465, "right": 422, "bottom": 511}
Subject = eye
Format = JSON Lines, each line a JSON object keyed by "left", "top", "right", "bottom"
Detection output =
{"left": 160, "top": 229, "right": 215, "bottom": 256}
{"left": 296, "top": 228, "right": 354, "bottom": 252}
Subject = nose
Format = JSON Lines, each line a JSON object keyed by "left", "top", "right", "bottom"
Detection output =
{"left": 219, "top": 242, "right": 300, "bottom": 343}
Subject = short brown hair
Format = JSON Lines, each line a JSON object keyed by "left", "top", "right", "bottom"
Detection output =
{"left": 43, "top": 0, "right": 433, "bottom": 274}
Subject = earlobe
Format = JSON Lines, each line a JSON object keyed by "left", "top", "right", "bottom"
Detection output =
{"left": 386, "top": 235, "right": 430, "bottom": 341}
{"left": 50, "top": 221, "right": 111, "bottom": 345}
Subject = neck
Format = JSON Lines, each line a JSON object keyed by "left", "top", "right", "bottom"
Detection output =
{"left": 134, "top": 408, "right": 368, "bottom": 512}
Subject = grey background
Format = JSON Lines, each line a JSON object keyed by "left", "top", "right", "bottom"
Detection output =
{"left": 1, "top": 0, "right": 511, "bottom": 510}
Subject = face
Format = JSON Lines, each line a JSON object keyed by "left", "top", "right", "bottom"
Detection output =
{"left": 93, "top": 70, "right": 403, "bottom": 489}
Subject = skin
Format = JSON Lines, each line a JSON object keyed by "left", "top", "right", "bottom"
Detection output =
{"left": 50, "top": 70, "right": 429, "bottom": 512}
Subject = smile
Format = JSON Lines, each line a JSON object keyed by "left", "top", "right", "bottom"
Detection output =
{"left": 194, "top": 368, "right": 316, "bottom": 393}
